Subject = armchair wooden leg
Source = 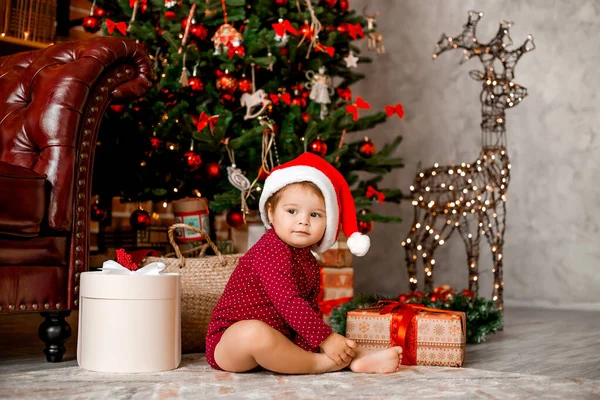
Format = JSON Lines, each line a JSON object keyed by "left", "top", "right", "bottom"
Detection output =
{"left": 38, "top": 311, "right": 72, "bottom": 362}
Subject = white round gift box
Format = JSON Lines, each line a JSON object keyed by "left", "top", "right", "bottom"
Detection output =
{"left": 77, "top": 271, "right": 181, "bottom": 373}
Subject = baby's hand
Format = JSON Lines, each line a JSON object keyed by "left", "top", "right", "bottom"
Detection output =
{"left": 319, "top": 333, "right": 357, "bottom": 365}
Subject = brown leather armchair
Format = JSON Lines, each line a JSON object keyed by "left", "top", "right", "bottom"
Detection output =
{"left": 0, "top": 37, "right": 152, "bottom": 362}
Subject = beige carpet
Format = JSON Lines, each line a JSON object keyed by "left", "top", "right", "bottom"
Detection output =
{"left": 0, "top": 353, "right": 599, "bottom": 399}
{"left": 1, "top": 307, "right": 600, "bottom": 399}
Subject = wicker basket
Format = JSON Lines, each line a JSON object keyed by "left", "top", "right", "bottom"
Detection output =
{"left": 142, "top": 223, "right": 242, "bottom": 353}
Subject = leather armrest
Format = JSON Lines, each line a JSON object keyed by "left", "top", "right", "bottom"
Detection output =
{"left": 0, "top": 161, "right": 47, "bottom": 237}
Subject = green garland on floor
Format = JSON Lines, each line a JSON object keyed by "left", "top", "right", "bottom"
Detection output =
{"left": 328, "top": 292, "right": 504, "bottom": 344}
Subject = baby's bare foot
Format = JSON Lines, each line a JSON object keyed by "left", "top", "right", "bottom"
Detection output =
{"left": 349, "top": 347, "right": 403, "bottom": 374}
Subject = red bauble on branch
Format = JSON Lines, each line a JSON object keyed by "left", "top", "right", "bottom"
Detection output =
{"left": 150, "top": 135, "right": 163, "bottom": 150}
{"left": 90, "top": 200, "right": 108, "bottom": 222}
{"left": 339, "top": 0, "right": 349, "bottom": 12}
{"left": 322, "top": 0, "right": 337, "bottom": 8}
{"left": 183, "top": 150, "right": 202, "bottom": 172}
{"left": 164, "top": 11, "right": 176, "bottom": 20}
{"left": 109, "top": 104, "right": 126, "bottom": 113}
{"left": 226, "top": 210, "right": 244, "bottom": 228}
{"left": 258, "top": 166, "right": 269, "bottom": 182}
{"left": 188, "top": 76, "right": 204, "bottom": 91}
{"left": 275, "top": 0, "right": 288, "bottom": 5}
{"left": 309, "top": 137, "right": 328, "bottom": 157}
{"left": 358, "top": 137, "right": 376, "bottom": 158}
{"left": 237, "top": 76, "right": 253, "bottom": 94}
{"left": 358, "top": 220, "right": 374, "bottom": 234}
{"left": 129, "top": 209, "right": 151, "bottom": 230}
{"left": 206, "top": 162, "right": 221, "bottom": 179}
{"left": 216, "top": 72, "right": 238, "bottom": 94}
{"left": 82, "top": 16, "right": 101, "bottom": 33}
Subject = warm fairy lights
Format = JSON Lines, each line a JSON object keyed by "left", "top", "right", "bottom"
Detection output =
{"left": 403, "top": 11, "right": 535, "bottom": 310}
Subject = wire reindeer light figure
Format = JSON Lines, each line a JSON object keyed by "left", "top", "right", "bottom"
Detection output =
{"left": 402, "top": 11, "right": 535, "bottom": 310}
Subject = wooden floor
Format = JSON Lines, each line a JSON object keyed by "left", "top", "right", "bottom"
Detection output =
{"left": 1, "top": 306, "right": 599, "bottom": 380}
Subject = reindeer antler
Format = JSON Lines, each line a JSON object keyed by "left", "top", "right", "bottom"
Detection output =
{"left": 433, "top": 11, "right": 535, "bottom": 80}
{"left": 362, "top": 5, "right": 380, "bottom": 20}
{"left": 500, "top": 34, "right": 535, "bottom": 80}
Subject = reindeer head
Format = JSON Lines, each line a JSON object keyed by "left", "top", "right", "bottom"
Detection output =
{"left": 362, "top": 6, "right": 380, "bottom": 30}
{"left": 433, "top": 11, "right": 535, "bottom": 109}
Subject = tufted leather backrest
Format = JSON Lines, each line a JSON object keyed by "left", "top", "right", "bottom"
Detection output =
{"left": 0, "top": 39, "right": 152, "bottom": 232}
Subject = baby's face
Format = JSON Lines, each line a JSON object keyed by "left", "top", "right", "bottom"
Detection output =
{"left": 268, "top": 184, "right": 327, "bottom": 249}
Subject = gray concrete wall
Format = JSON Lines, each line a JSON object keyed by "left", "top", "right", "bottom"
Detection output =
{"left": 351, "top": 0, "right": 600, "bottom": 309}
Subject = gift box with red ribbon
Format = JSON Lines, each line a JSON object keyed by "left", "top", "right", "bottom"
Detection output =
{"left": 345, "top": 302, "right": 466, "bottom": 367}
{"left": 318, "top": 267, "right": 354, "bottom": 323}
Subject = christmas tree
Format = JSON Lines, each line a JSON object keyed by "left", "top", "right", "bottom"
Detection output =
{"left": 88, "top": 0, "right": 405, "bottom": 231}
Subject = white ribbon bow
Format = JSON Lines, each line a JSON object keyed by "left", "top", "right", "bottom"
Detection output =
{"left": 100, "top": 260, "right": 166, "bottom": 275}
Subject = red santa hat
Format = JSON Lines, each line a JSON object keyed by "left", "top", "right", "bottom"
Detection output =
{"left": 259, "top": 152, "right": 370, "bottom": 256}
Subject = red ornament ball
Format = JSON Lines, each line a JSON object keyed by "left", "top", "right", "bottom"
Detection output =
{"left": 258, "top": 166, "right": 269, "bottom": 182}
{"left": 90, "top": 201, "right": 107, "bottom": 222}
{"left": 129, "top": 209, "right": 151, "bottom": 230}
{"left": 309, "top": 137, "right": 328, "bottom": 157}
{"left": 82, "top": 16, "right": 101, "bottom": 34}
{"left": 275, "top": 0, "right": 288, "bottom": 5}
{"left": 109, "top": 104, "right": 126, "bottom": 113}
{"left": 237, "top": 77, "right": 253, "bottom": 94}
{"left": 188, "top": 76, "right": 204, "bottom": 91}
{"left": 216, "top": 73, "right": 238, "bottom": 94}
{"left": 93, "top": 7, "right": 106, "bottom": 17}
{"left": 280, "top": 47, "right": 289, "bottom": 57}
{"left": 150, "top": 136, "right": 162, "bottom": 150}
{"left": 358, "top": 220, "right": 374, "bottom": 234}
{"left": 190, "top": 24, "right": 207, "bottom": 39}
{"left": 322, "top": 0, "right": 337, "bottom": 8}
{"left": 291, "top": 96, "right": 306, "bottom": 108}
{"left": 164, "top": 11, "right": 176, "bottom": 20}
{"left": 183, "top": 150, "right": 202, "bottom": 172}
{"left": 358, "top": 137, "right": 376, "bottom": 158}
{"left": 220, "top": 93, "right": 236, "bottom": 105}
{"left": 339, "top": 0, "right": 349, "bottom": 12}
{"left": 206, "top": 162, "right": 221, "bottom": 178}
{"left": 226, "top": 210, "right": 245, "bottom": 228}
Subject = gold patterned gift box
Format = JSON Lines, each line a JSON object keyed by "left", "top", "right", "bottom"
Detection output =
{"left": 319, "top": 267, "right": 354, "bottom": 323}
{"left": 346, "top": 303, "right": 466, "bottom": 367}
{"left": 315, "top": 233, "right": 353, "bottom": 268}
{"left": 321, "top": 267, "right": 354, "bottom": 300}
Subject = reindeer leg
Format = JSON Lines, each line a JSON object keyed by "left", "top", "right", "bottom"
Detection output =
{"left": 466, "top": 239, "right": 480, "bottom": 295}
{"left": 404, "top": 206, "right": 427, "bottom": 291}
{"left": 421, "top": 214, "right": 439, "bottom": 292}
{"left": 489, "top": 202, "right": 506, "bottom": 311}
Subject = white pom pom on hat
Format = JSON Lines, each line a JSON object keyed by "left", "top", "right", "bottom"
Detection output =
{"left": 259, "top": 152, "right": 370, "bottom": 256}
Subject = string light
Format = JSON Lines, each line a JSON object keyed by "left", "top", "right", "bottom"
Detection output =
{"left": 404, "top": 10, "right": 534, "bottom": 311}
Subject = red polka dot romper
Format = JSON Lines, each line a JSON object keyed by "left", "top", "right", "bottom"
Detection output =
{"left": 205, "top": 228, "right": 333, "bottom": 370}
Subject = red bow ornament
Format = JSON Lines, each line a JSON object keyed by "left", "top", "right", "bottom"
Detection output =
{"left": 272, "top": 20, "right": 298, "bottom": 38}
{"left": 345, "top": 23, "right": 365, "bottom": 40}
{"left": 227, "top": 45, "right": 245, "bottom": 59}
{"left": 345, "top": 96, "right": 371, "bottom": 121}
{"left": 106, "top": 19, "right": 128, "bottom": 36}
{"left": 336, "top": 87, "right": 352, "bottom": 101}
{"left": 196, "top": 112, "right": 219, "bottom": 133}
{"left": 366, "top": 185, "right": 386, "bottom": 204}
{"left": 130, "top": 0, "right": 147, "bottom": 12}
{"left": 385, "top": 103, "right": 405, "bottom": 119}
{"left": 269, "top": 92, "right": 291, "bottom": 105}
{"left": 314, "top": 42, "right": 335, "bottom": 57}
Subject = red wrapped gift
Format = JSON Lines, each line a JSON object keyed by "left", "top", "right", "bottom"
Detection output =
{"left": 346, "top": 302, "right": 466, "bottom": 367}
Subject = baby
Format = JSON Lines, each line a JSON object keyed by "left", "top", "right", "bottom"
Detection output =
{"left": 205, "top": 152, "right": 403, "bottom": 374}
